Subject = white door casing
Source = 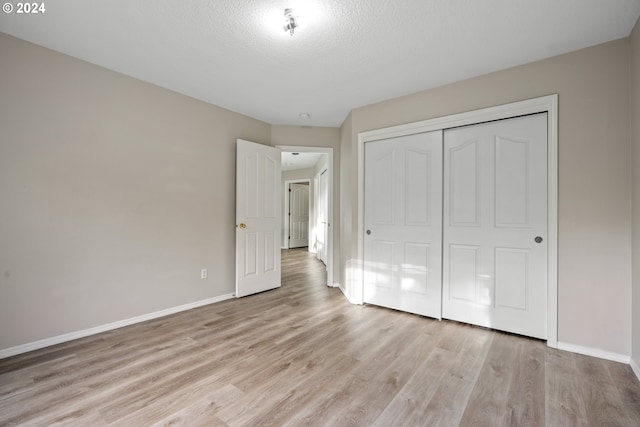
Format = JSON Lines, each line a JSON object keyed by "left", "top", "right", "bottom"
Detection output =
{"left": 289, "top": 183, "right": 309, "bottom": 248}
{"left": 363, "top": 131, "right": 443, "bottom": 318}
{"left": 442, "top": 113, "right": 548, "bottom": 339}
{"left": 235, "top": 139, "right": 281, "bottom": 298}
{"left": 317, "top": 169, "right": 328, "bottom": 264}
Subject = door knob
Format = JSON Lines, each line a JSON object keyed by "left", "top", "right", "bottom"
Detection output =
{"left": 238, "top": 223, "right": 247, "bottom": 229}
{"left": 535, "top": 236, "right": 543, "bottom": 243}
{"left": 366, "top": 229, "right": 372, "bottom": 235}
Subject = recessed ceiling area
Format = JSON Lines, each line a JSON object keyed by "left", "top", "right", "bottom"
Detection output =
{"left": 1, "top": 0, "right": 639, "bottom": 127}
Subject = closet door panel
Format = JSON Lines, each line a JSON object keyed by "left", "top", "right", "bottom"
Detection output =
{"left": 443, "top": 113, "right": 547, "bottom": 339}
{"left": 363, "top": 131, "right": 443, "bottom": 318}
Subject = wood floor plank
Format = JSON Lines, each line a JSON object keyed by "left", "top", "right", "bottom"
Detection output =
{"left": 250, "top": 355, "right": 361, "bottom": 427}
{"left": 372, "top": 347, "right": 457, "bottom": 426}
{"left": 326, "top": 320, "right": 438, "bottom": 426}
{"left": 111, "top": 373, "right": 242, "bottom": 426}
{"left": 218, "top": 354, "right": 360, "bottom": 427}
{"left": 0, "top": 331, "right": 201, "bottom": 408}
{"left": 1, "top": 248, "right": 640, "bottom": 426}
{"left": 1, "top": 338, "right": 210, "bottom": 425}
{"left": 0, "top": 353, "right": 77, "bottom": 400}
{"left": 503, "top": 337, "right": 546, "bottom": 426}
{"left": 97, "top": 344, "right": 255, "bottom": 423}
{"left": 573, "top": 352, "right": 638, "bottom": 427}
{"left": 414, "top": 326, "right": 495, "bottom": 427}
{"left": 420, "top": 373, "right": 475, "bottom": 427}
{"left": 149, "top": 384, "right": 242, "bottom": 427}
{"left": 445, "top": 324, "right": 494, "bottom": 383}
{"left": 16, "top": 405, "right": 108, "bottom": 427}
{"left": 606, "top": 361, "right": 640, "bottom": 425}
{"left": 545, "top": 348, "right": 589, "bottom": 427}
{"left": 458, "top": 332, "right": 522, "bottom": 426}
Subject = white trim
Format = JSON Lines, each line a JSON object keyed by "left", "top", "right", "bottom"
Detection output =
{"left": 277, "top": 145, "right": 334, "bottom": 287}
{"left": 0, "top": 294, "right": 234, "bottom": 359}
{"left": 357, "top": 94, "right": 559, "bottom": 348}
{"left": 283, "top": 178, "right": 311, "bottom": 250}
{"left": 557, "top": 342, "right": 631, "bottom": 364}
{"left": 631, "top": 357, "right": 640, "bottom": 382}
{"left": 314, "top": 167, "right": 330, "bottom": 264}
{"left": 338, "top": 284, "right": 359, "bottom": 304}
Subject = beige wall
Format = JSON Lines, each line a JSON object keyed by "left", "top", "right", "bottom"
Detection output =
{"left": 341, "top": 38, "right": 632, "bottom": 355}
{"left": 0, "top": 34, "right": 271, "bottom": 349}
{"left": 631, "top": 17, "right": 640, "bottom": 367}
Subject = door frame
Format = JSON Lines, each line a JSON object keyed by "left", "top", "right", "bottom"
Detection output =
{"left": 356, "top": 94, "right": 559, "bottom": 348}
{"left": 277, "top": 145, "right": 335, "bottom": 288}
{"left": 316, "top": 167, "right": 329, "bottom": 265}
{"left": 283, "top": 179, "right": 311, "bottom": 250}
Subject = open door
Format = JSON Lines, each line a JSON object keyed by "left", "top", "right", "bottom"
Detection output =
{"left": 236, "top": 139, "right": 281, "bottom": 297}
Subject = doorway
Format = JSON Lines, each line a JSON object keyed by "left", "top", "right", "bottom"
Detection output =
{"left": 279, "top": 146, "right": 334, "bottom": 287}
{"left": 284, "top": 180, "right": 310, "bottom": 249}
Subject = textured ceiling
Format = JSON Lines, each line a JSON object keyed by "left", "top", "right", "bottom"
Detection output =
{"left": 1, "top": 0, "right": 639, "bottom": 127}
{"left": 282, "top": 151, "right": 325, "bottom": 171}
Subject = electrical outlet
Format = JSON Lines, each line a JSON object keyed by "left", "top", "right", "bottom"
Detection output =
{"left": 201, "top": 268, "right": 207, "bottom": 279}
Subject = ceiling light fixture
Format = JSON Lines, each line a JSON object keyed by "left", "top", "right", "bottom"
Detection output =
{"left": 283, "top": 8, "right": 298, "bottom": 36}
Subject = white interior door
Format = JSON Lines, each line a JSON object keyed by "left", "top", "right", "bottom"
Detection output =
{"left": 235, "top": 139, "right": 281, "bottom": 298}
{"left": 317, "top": 169, "right": 328, "bottom": 264}
{"left": 364, "top": 131, "right": 442, "bottom": 318}
{"left": 289, "top": 183, "right": 309, "bottom": 248}
{"left": 442, "top": 113, "right": 547, "bottom": 338}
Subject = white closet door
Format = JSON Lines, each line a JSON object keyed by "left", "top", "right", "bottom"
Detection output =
{"left": 442, "top": 113, "right": 547, "bottom": 339}
{"left": 364, "top": 131, "right": 442, "bottom": 318}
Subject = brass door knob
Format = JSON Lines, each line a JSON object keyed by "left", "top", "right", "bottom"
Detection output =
{"left": 238, "top": 223, "right": 247, "bottom": 229}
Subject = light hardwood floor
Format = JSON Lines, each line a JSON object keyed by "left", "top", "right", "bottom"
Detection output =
{"left": 2, "top": 248, "right": 640, "bottom": 426}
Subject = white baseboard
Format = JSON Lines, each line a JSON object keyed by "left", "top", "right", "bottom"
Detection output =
{"left": 338, "top": 284, "right": 361, "bottom": 305}
{"left": 0, "top": 294, "right": 235, "bottom": 359}
{"left": 631, "top": 358, "right": 640, "bottom": 382}
{"left": 557, "top": 341, "right": 630, "bottom": 364}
